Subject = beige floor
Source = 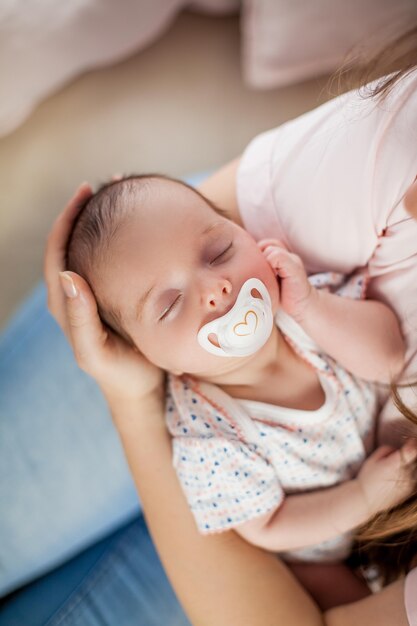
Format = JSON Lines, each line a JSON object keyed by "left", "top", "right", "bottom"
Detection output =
{"left": 0, "top": 11, "right": 333, "bottom": 330}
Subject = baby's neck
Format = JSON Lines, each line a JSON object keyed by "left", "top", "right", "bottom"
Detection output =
{"left": 197, "top": 326, "right": 324, "bottom": 411}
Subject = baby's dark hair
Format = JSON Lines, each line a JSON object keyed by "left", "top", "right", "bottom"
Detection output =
{"left": 66, "top": 173, "right": 229, "bottom": 344}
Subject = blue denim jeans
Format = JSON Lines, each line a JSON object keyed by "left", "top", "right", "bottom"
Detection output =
{"left": 0, "top": 281, "right": 190, "bottom": 625}
{"left": 0, "top": 282, "right": 140, "bottom": 594}
{"left": 0, "top": 515, "right": 190, "bottom": 626}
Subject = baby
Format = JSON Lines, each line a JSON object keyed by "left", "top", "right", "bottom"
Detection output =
{"left": 67, "top": 174, "right": 414, "bottom": 600}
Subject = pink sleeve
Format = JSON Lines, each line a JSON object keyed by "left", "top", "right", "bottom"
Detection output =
{"left": 236, "top": 126, "right": 288, "bottom": 247}
{"left": 237, "top": 71, "right": 417, "bottom": 278}
{"left": 236, "top": 94, "right": 379, "bottom": 274}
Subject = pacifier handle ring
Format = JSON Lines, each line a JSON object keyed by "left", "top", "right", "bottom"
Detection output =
{"left": 197, "top": 331, "right": 228, "bottom": 357}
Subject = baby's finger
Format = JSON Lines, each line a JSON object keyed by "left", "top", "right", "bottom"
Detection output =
{"left": 400, "top": 439, "right": 417, "bottom": 465}
{"left": 59, "top": 271, "right": 107, "bottom": 373}
{"left": 376, "top": 443, "right": 417, "bottom": 477}
{"left": 265, "top": 248, "right": 302, "bottom": 278}
{"left": 257, "top": 239, "right": 289, "bottom": 252}
{"left": 367, "top": 445, "right": 396, "bottom": 462}
{"left": 257, "top": 238, "right": 289, "bottom": 253}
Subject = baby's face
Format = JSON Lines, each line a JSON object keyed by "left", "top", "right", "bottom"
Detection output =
{"left": 99, "top": 180, "right": 280, "bottom": 376}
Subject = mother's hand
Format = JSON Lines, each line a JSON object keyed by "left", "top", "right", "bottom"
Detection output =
{"left": 43, "top": 183, "right": 165, "bottom": 405}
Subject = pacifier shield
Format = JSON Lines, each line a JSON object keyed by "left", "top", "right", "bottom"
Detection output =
{"left": 233, "top": 309, "right": 258, "bottom": 336}
{"left": 197, "top": 278, "right": 273, "bottom": 357}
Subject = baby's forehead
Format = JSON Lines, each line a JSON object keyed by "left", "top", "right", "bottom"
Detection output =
{"left": 112, "top": 179, "right": 215, "bottom": 253}
{"left": 124, "top": 178, "right": 214, "bottom": 223}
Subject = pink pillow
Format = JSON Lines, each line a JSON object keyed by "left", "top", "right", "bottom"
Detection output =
{"left": 241, "top": 0, "right": 417, "bottom": 88}
{"left": 0, "top": 0, "right": 238, "bottom": 137}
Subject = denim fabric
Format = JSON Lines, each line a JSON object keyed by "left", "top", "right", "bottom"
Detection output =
{"left": 0, "top": 516, "right": 190, "bottom": 626}
{"left": 0, "top": 283, "right": 141, "bottom": 597}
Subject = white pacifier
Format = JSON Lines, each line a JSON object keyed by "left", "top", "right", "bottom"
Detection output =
{"left": 197, "top": 278, "right": 274, "bottom": 357}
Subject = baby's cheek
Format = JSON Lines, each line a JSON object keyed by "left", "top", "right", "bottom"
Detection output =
{"left": 160, "top": 325, "right": 200, "bottom": 373}
{"left": 129, "top": 325, "right": 168, "bottom": 369}
{"left": 260, "top": 259, "right": 280, "bottom": 308}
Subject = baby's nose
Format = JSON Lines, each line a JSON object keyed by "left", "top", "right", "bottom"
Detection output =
{"left": 203, "top": 278, "right": 233, "bottom": 312}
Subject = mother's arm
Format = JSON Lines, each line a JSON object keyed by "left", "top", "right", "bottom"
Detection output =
{"left": 44, "top": 184, "right": 410, "bottom": 626}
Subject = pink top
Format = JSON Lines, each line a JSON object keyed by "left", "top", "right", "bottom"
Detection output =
{"left": 237, "top": 71, "right": 417, "bottom": 364}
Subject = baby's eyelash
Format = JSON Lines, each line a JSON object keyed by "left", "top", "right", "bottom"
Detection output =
{"left": 211, "top": 242, "right": 233, "bottom": 264}
{"left": 158, "top": 242, "right": 234, "bottom": 323}
{"left": 159, "top": 294, "right": 182, "bottom": 323}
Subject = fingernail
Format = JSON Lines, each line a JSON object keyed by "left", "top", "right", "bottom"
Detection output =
{"left": 59, "top": 272, "right": 78, "bottom": 298}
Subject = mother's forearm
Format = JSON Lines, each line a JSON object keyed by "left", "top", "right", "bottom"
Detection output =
{"left": 108, "top": 390, "right": 324, "bottom": 626}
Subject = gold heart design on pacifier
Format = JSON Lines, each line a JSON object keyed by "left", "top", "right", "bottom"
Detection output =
{"left": 233, "top": 310, "right": 258, "bottom": 336}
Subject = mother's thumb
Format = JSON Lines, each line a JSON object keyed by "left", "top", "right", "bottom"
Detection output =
{"left": 60, "top": 271, "right": 78, "bottom": 299}
{"left": 59, "top": 271, "right": 105, "bottom": 369}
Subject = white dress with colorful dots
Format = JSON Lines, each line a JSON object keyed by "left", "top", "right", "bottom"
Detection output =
{"left": 165, "top": 273, "right": 380, "bottom": 562}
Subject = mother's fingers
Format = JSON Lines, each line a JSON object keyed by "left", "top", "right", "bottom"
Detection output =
{"left": 44, "top": 182, "right": 93, "bottom": 329}
{"left": 59, "top": 271, "right": 108, "bottom": 371}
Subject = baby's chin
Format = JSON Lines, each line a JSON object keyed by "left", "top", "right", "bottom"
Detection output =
{"left": 165, "top": 353, "right": 238, "bottom": 379}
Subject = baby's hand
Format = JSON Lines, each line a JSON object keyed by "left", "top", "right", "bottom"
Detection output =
{"left": 356, "top": 441, "right": 417, "bottom": 517}
{"left": 257, "top": 238, "right": 316, "bottom": 322}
